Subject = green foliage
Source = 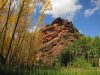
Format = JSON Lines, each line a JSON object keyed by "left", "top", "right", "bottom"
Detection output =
{"left": 60, "top": 36, "right": 100, "bottom": 67}
{"left": 72, "top": 57, "right": 91, "bottom": 68}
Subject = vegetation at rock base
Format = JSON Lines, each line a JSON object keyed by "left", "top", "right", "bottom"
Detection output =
{"left": 59, "top": 36, "right": 100, "bottom": 68}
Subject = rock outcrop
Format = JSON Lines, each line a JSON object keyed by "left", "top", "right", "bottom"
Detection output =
{"left": 39, "top": 17, "right": 80, "bottom": 64}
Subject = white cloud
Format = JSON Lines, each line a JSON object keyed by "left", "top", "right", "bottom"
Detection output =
{"left": 44, "top": 0, "right": 82, "bottom": 21}
{"left": 28, "top": 26, "right": 37, "bottom": 32}
{"left": 84, "top": 0, "right": 100, "bottom": 17}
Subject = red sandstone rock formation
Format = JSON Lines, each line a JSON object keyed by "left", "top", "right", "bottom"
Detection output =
{"left": 37, "top": 17, "right": 80, "bottom": 64}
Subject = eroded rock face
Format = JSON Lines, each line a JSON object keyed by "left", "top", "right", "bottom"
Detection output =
{"left": 38, "top": 17, "right": 80, "bottom": 64}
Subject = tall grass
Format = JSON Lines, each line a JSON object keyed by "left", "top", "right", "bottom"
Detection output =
{"left": 0, "top": 63, "right": 100, "bottom": 75}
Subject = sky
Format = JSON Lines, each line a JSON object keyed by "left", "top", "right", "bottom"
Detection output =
{"left": 31, "top": 0, "right": 100, "bottom": 37}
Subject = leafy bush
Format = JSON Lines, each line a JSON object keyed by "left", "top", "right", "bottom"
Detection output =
{"left": 60, "top": 50, "right": 74, "bottom": 67}
{"left": 72, "top": 57, "right": 92, "bottom": 68}
{"left": 59, "top": 36, "right": 100, "bottom": 67}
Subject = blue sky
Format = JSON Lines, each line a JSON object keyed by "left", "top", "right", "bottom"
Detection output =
{"left": 31, "top": 0, "right": 100, "bottom": 37}
{"left": 73, "top": 0, "right": 100, "bottom": 37}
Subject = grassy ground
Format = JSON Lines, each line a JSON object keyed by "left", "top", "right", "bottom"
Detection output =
{"left": 61, "top": 68, "right": 100, "bottom": 75}
{"left": 0, "top": 64, "right": 100, "bottom": 75}
{"left": 0, "top": 60, "right": 100, "bottom": 75}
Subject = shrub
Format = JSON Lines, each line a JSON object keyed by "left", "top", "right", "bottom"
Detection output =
{"left": 72, "top": 57, "right": 92, "bottom": 68}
